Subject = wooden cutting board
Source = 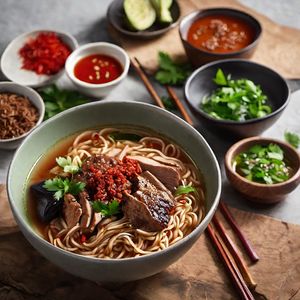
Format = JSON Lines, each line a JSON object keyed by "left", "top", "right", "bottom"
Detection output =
{"left": 109, "top": 0, "right": 300, "bottom": 79}
{"left": 1, "top": 183, "right": 300, "bottom": 299}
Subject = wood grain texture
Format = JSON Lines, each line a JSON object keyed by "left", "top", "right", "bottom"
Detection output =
{"left": 109, "top": 0, "right": 300, "bottom": 79}
{"left": 1, "top": 197, "right": 300, "bottom": 299}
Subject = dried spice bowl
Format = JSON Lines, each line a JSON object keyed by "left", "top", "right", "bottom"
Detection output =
{"left": 0, "top": 82, "right": 45, "bottom": 150}
{"left": 225, "top": 136, "right": 300, "bottom": 204}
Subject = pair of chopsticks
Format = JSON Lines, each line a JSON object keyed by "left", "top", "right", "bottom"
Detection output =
{"left": 131, "top": 57, "right": 259, "bottom": 300}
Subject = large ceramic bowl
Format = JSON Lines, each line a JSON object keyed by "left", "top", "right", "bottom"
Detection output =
{"left": 185, "top": 59, "right": 290, "bottom": 138}
{"left": 7, "top": 101, "right": 221, "bottom": 282}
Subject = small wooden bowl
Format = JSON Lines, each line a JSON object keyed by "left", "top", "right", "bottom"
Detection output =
{"left": 225, "top": 137, "right": 300, "bottom": 204}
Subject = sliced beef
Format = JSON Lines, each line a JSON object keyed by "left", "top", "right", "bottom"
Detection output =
{"left": 123, "top": 172, "right": 175, "bottom": 232}
{"left": 79, "top": 191, "right": 92, "bottom": 228}
{"left": 127, "top": 155, "right": 180, "bottom": 191}
{"left": 49, "top": 218, "right": 64, "bottom": 237}
{"left": 63, "top": 193, "right": 82, "bottom": 228}
{"left": 88, "top": 212, "right": 102, "bottom": 232}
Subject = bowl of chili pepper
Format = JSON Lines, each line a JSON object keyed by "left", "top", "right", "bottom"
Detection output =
{"left": 1, "top": 29, "right": 78, "bottom": 88}
{"left": 225, "top": 136, "right": 300, "bottom": 204}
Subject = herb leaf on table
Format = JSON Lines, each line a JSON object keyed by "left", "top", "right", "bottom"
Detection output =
{"left": 284, "top": 131, "right": 300, "bottom": 148}
{"left": 39, "top": 85, "right": 88, "bottom": 120}
{"left": 155, "top": 52, "right": 192, "bottom": 86}
{"left": 201, "top": 69, "right": 272, "bottom": 121}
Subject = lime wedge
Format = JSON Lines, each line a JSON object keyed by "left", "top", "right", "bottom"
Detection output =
{"left": 124, "top": 0, "right": 156, "bottom": 31}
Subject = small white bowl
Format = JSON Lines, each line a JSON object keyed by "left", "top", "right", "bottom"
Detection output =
{"left": 65, "top": 42, "right": 130, "bottom": 98}
{"left": 0, "top": 30, "right": 78, "bottom": 88}
{"left": 0, "top": 82, "right": 45, "bottom": 149}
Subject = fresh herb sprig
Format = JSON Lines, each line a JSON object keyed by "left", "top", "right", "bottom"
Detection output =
{"left": 234, "top": 143, "right": 291, "bottom": 184}
{"left": 161, "top": 96, "right": 177, "bottom": 111}
{"left": 284, "top": 131, "right": 300, "bottom": 149}
{"left": 91, "top": 200, "right": 120, "bottom": 217}
{"left": 39, "top": 85, "right": 88, "bottom": 120}
{"left": 56, "top": 156, "right": 80, "bottom": 174}
{"left": 155, "top": 52, "right": 192, "bottom": 86}
{"left": 43, "top": 178, "right": 85, "bottom": 200}
{"left": 175, "top": 185, "right": 197, "bottom": 196}
{"left": 201, "top": 69, "right": 272, "bottom": 121}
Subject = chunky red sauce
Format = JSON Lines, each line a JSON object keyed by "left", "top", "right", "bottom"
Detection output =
{"left": 187, "top": 15, "right": 255, "bottom": 53}
{"left": 74, "top": 54, "right": 123, "bottom": 84}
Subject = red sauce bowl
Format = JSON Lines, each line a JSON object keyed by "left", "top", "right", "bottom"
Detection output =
{"left": 179, "top": 8, "right": 262, "bottom": 67}
{"left": 65, "top": 42, "right": 130, "bottom": 98}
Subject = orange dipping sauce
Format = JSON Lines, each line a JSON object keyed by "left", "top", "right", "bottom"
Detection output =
{"left": 187, "top": 15, "right": 255, "bottom": 53}
{"left": 74, "top": 54, "right": 123, "bottom": 84}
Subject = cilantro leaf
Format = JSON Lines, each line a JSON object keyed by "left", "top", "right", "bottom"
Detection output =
{"left": 214, "top": 69, "right": 227, "bottom": 85}
{"left": 284, "top": 131, "right": 300, "bottom": 148}
{"left": 39, "top": 85, "right": 88, "bottom": 120}
{"left": 43, "top": 178, "right": 85, "bottom": 200}
{"left": 56, "top": 156, "right": 80, "bottom": 174}
{"left": 234, "top": 143, "right": 290, "bottom": 184}
{"left": 201, "top": 69, "right": 271, "bottom": 121}
{"left": 175, "top": 185, "right": 197, "bottom": 196}
{"left": 91, "top": 200, "right": 120, "bottom": 217}
{"left": 155, "top": 52, "right": 192, "bottom": 86}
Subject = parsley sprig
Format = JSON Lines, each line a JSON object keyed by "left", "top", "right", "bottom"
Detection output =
{"left": 155, "top": 52, "right": 192, "bottom": 86}
{"left": 234, "top": 143, "right": 291, "bottom": 184}
{"left": 175, "top": 185, "right": 197, "bottom": 196}
{"left": 201, "top": 69, "right": 272, "bottom": 121}
{"left": 91, "top": 200, "right": 120, "bottom": 217}
{"left": 43, "top": 178, "right": 85, "bottom": 200}
{"left": 39, "top": 85, "right": 88, "bottom": 120}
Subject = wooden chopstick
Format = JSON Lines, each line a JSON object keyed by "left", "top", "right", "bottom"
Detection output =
{"left": 207, "top": 224, "right": 255, "bottom": 300}
{"left": 219, "top": 201, "right": 260, "bottom": 263}
{"left": 131, "top": 58, "right": 165, "bottom": 109}
{"left": 131, "top": 56, "right": 257, "bottom": 298}
{"left": 166, "top": 86, "right": 194, "bottom": 126}
{"left": 212, "top": 215, "right": 257, "bottom": 290}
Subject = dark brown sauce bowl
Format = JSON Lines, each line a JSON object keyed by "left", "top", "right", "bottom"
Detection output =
{"left": 179, "top": 8, "right": 262, "bottom": 67}
{"left": 225, "top": 137, "right": 300, "bottom": 204}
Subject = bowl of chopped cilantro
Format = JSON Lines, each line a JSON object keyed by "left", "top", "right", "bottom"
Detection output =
{"left": 185, "top": 59, "right": 290, "bottom": 138}
{"left": 225, "top": 136, "right": 300, "bottom": 203}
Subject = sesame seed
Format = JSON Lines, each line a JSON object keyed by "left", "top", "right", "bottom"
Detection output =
{"left": 89, "top": 75, "right": 93, "bottom": 80}
{"left": 105, "top": 71, "right": 110, "bottom": 79}
{"left": 94, "top": 65, "right": 100, "bottom": 71}
{"left": 92, "top": 58, "right": 97, "bottom": 63}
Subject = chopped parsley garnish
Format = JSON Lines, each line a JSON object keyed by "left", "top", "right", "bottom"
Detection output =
{"left": 56, "top": 156, "right": 80, "bottom": 174}
{"left": 155, "top": 52, "right": 192, "bottom": 86}
{"left": 43, "top": 178, "right": 85, "bottom": 200}
{"left": 201, "top": 69, "right": 272, "bottom": 121}
{"left": 175, "top": 185, "right": 197, "bottom": 196}
{"left": 234, "top": 143, "right": 291, "bottom": 184}
{"left": 91, "top": 200, "right": 120, "bottom": 217}
{"left": 284, "top": 131, "right": 300, "bottom": 149}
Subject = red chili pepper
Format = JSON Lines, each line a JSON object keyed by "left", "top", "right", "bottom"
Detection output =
{"left": 80, "top": 234, "right": 87, "bottom": 243}
{"left": 19, "top": 32, "right": 71, "bottom": 75}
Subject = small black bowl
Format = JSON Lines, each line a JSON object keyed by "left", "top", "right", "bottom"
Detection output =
{"left": 184, "top": 59, "right": 290, "bottom": 138}
{"left": 107, "top": 0, "right": 181, "bottom": 39}
{"left": 179, "top": 8, "right": 262, "bottom": 67}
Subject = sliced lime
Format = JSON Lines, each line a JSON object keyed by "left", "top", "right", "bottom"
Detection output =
{"left": 124, "top": 0, "right": 156, "bottom": 31}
